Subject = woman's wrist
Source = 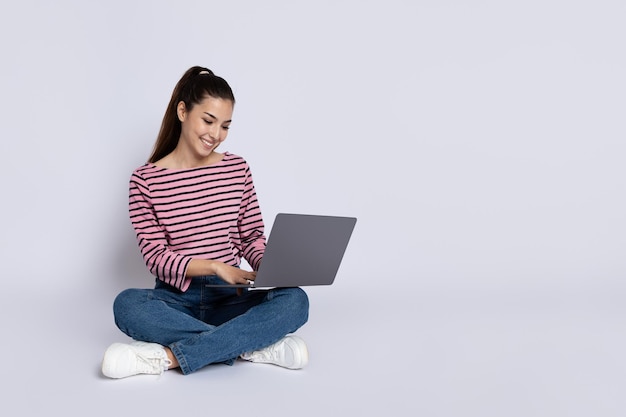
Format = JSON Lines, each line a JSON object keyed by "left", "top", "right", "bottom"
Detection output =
{"left": 187, "top": 258, "right": 222, "bottom": 277}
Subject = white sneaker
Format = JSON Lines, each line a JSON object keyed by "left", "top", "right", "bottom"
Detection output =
{"left": 240, "top": 335, "right": 308, "bottom": 369}
{"left": 102, "top": 341, "right": 172, "bottom": 379}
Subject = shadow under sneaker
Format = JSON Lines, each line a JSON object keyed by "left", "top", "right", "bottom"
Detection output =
{"left": 102, "top": 341, "right": 171, "bottom": 379}
{"left": 240, "top": 335, "right": 308, "bottom": 369}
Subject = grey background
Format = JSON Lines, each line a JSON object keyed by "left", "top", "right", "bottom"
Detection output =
{"left": 0, "top": 0, "right": 624, "bottom": 415}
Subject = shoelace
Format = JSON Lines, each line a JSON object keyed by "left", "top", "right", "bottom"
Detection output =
{"left": 134, "top": 349, "right": 172, "bottom": 375}
{"left": 251, "top": 342, "right": 284, "bottom": 362}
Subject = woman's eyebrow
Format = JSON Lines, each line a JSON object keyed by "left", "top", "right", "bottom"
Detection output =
{"left": 204, "top": 112, "right": 231, "bottom": 123}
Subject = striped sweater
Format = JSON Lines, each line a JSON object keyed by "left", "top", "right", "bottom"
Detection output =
{"left": 128, "top": 152, "right": 266, "bottom": 291}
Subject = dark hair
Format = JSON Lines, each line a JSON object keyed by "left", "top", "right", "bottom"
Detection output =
{"left": 148, "top": 66, "right": 236, "bottom": 163}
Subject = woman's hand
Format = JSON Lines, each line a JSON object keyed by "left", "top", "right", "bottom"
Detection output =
{"left": 213, "top": 262, "right": 256, "bottom": 285}
{"left": 186, "top": 258, "right": 256, "bottom": 285}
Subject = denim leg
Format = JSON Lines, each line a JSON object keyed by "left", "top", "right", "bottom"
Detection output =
{"left": 113, "top": 287, "right": 214, "bottom": 346}
{"left": 170, "top": 287, "right": 309, "bottom": 374}
{"left": 112, "top": 278, "right": 309, "bottom": 375}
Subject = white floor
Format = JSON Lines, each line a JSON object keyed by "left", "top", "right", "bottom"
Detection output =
{"left": 3, "top": 282, "right": 625, "bottom": 416}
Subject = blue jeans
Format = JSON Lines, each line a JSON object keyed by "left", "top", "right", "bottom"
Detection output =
{"left": 112, "top": 276, "right": 309, "bottom": 374}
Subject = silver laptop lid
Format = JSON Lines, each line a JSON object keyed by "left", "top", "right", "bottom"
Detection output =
{"left": 252, "top": 213, "right": 357, "bottom": 288}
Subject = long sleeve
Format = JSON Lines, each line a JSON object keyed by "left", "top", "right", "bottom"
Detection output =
{"left": 238, "top": 165, "right": 266, "bottom": 270}
{"left": 129, "top": 171, "right": 193, "bottom": 291}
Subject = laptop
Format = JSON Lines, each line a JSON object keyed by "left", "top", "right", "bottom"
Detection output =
{"left": 206, "top": 213, "right": 357, "bottom": 289}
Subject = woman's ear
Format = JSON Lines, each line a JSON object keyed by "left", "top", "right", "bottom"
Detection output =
{"left": 177, "top": 101, "right": 187, "bottom": 122}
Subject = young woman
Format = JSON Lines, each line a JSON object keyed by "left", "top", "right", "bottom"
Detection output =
{"left": 101, "top": 66, "right": 309, "bottom": 378}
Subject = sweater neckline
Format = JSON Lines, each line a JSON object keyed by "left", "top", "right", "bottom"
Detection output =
{"left": 147, "top": 152, "right": 231, "bottom": 172}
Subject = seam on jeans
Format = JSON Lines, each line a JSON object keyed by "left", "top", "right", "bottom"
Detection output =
{"left": 170, "top": 343, "right": 190, "bottom": 375}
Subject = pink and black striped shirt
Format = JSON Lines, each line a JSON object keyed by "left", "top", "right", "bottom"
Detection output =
{"left": 128, "top": 152, "right": 266, "bottom": 291}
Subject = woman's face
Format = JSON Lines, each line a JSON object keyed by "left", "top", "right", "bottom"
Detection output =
{"left": 177, "top": 95, "right": 233, "bottom": 160}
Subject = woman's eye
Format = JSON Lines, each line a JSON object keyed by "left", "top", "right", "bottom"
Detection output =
{"left": 204, "top": 120, "right": 213, "bottom": 125}
{"left": 223, "top": 126, "right": 230, "bottom": 130}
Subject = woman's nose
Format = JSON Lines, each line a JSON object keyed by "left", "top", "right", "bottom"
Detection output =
{"left": 209, "top": 124, "right": 220, "bottom": 139}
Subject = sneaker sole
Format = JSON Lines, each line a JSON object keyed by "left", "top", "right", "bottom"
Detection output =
{"left": 101, "top": 342, "right": 129, "bottom": 378}
{"left": 284, "top": 335, "right": 309, "bottom": 369}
